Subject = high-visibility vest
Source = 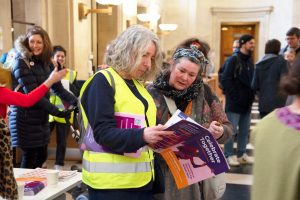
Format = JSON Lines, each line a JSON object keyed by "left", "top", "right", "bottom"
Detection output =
{"left": 81, "top": 68, "right": 156, "bottom": 189}
{"left": 49, "top": 69, "right": 77, "bottom": 123}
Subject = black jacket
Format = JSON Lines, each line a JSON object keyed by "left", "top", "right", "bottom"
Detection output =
{"left": 9, "top": 36, "right": 77, "bottom": 148}
{"left": 221, "top": 52, "right": 255, "bottom": 113}
{"left": 251, "top": 54, "right": 288, "bottom": 113}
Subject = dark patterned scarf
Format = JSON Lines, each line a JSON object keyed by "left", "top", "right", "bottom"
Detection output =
{"left": 153, "top": 72, "right": 203, "bottom": 102}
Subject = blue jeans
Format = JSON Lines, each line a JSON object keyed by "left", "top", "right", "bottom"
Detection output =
{"left": 224, "top": 111, "right": 251, "bottom": 158}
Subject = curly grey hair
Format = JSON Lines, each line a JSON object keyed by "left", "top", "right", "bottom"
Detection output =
{"left": 104, "top": 25, "right": 162, "bottom": 81}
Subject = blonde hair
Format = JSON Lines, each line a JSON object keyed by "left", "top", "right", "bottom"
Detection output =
{"left": 104, "top": 25, "right": 162, "bottom": 81}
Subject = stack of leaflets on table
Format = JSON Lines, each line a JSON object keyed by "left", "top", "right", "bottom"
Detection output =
{"left": 16, "top": 178, "right": 46, "bottom": 196}
{"left": 18, "top": 168, "right": 78, "bottom": 182}
{"left": 151, "top": 109, "right": 230, "bottom": 189}
{"left": 58, "top": 170, "right": 77, "bottom": 181}
{"left": 24, "top": 181, "right": 45, "bottom": 196}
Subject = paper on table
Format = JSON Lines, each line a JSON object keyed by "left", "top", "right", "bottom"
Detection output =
{"left": 18, "top": 168, "right": 77, "bottom": 182}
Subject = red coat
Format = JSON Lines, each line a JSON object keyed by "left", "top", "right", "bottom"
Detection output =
{"left": 0, "top": 84, "right": 48, "bottom": 118}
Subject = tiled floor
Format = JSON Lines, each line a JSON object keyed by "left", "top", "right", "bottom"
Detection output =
{"left": 222, "top": 184, "right": 251, "bottom": 200}
{"left": 222, "top": 164, "right": 253, "bottom": 200}
{"left": 220, "top": 102, "right": 259, "bottom": 200}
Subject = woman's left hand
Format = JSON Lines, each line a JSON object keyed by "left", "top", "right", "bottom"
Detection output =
{"left": 208, "top": 121, "right": 224, "bottom": 140}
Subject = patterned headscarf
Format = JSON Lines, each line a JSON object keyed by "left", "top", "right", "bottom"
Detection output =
{"left": 173, "top": 45, "right": 209, "bottom": 67}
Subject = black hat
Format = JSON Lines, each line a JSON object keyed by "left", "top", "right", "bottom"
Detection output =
{"left": 239, "top": 34, "right": 254, "bottom": 47}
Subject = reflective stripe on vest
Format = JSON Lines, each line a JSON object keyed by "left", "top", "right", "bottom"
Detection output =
{"left": 49, "top": 70, "right": 77, "bottom": 123}
{"left": 83, "top": 151, "right": 153, "bottom": 173}
{"left": 80, "top": 68, "right": 156, "bottom": 189}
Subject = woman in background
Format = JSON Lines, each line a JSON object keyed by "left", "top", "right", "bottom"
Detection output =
{"left": 251, "top": 39, "right": 288, "bottom": 118}
{"left": 251, "top": 57, "right": 300, "bottom": 200}
{"left": 9, "top": 26, "right": 77, "bottom": 169}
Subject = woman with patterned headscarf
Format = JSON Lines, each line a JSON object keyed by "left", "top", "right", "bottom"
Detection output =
{"left": 147, "top": 38, "right": 233, "bottom": 200}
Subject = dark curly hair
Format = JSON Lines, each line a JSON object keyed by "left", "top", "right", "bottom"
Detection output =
{"left": 175, "top": 38, "right": 210, "bottom": 59}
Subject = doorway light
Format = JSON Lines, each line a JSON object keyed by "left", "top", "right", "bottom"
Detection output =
{"left": 137, "top": 13, "right": 161, "bottom": 22}
{"left": 159, "top": 24, "right": 178, "bottom": 31}
{"left": 96, "top": 0, "right": 123, "bottom": 5}
{"left": 221, "top": 27, "right": 228, "bottom": 31}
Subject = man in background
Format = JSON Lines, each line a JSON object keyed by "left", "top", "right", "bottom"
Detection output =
{"left": 280, "top": 27, "right": 300, "bottom": 59}
{"left": 221, "top": 34, "right": 255, "bottom": 166}
{"left": 232, "top": 40, "right": 240, "bottom": 53}
{"left": 251, "top": 39, "right": 288, "bottom": 118}
{"left": 218, "top": 40, "right": 240, "bottom": 91}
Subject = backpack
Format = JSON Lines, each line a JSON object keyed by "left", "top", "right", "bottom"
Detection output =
{"left": 218, "top": 54, "right": 243, "bottom": 91}
{"left": 71, "top": 70, "right": 115, "bottom": 151}
{"left": 217, "top": 61, "right": 226, "bottom": 90}
{"left": 0, "top": 49, "right": 16, "bottom": 88}
{"left": 0, "top": 48, "right": 28, "bottom": 90}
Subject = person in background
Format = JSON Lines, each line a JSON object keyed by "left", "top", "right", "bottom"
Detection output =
{"left": 221, "top": 34, "right": 255, "bottom": 166}
{"left": 251, "top": 39, "right": 288, "bottom": 118}
{"left": 0, "top": 52, "right": 8, "bottom": 64}
{"left": 232, "top": 40, "right": 240, "bottom": 53}
{"left": 0, "top": 68, "right": 67, "bottom": 200}
{"left": 147, "top": 38, "right": 233, "bottom": 200}
{"left": 97, "top": 42, "right": 111, "bottom": 71}
{"left": 160, "top": 51, "right": 170, "bottom": 72}
{"left": 80, "top": 25, "right": 172, "bottom": 200}
{"left": 280, "top": 27, "right": 300, "bottom": 59}
{"left": 218, "top": 39, "right": 240, "bottom": 91}
{"left": 284, "top": 48, "right": 297, "bottom": 105}
{"left": 251, "top": 57, "right": 300, "bottom": 200}
{"left": 9, "top": 26, "right": 77, "bottom": 169}
{"left": 206, "top": 50, "right": 216, "bottom": 76}
{"left": 284, "top": 48, "right": 296, "bottom": 66}
{"left": 49, "top": 45, "right": 80, "bottom": 170}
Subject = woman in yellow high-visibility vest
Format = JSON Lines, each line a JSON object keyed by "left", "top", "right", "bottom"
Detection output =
{"left": 49, "top": 45, "right": 80, "bottom": 170}
{"left": 80, "top": 25, "right": 172, "bottom": 200}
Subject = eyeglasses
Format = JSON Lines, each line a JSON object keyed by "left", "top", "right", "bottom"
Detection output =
{"left": 285, "top": 37, "right": 297, "bottom": 41}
